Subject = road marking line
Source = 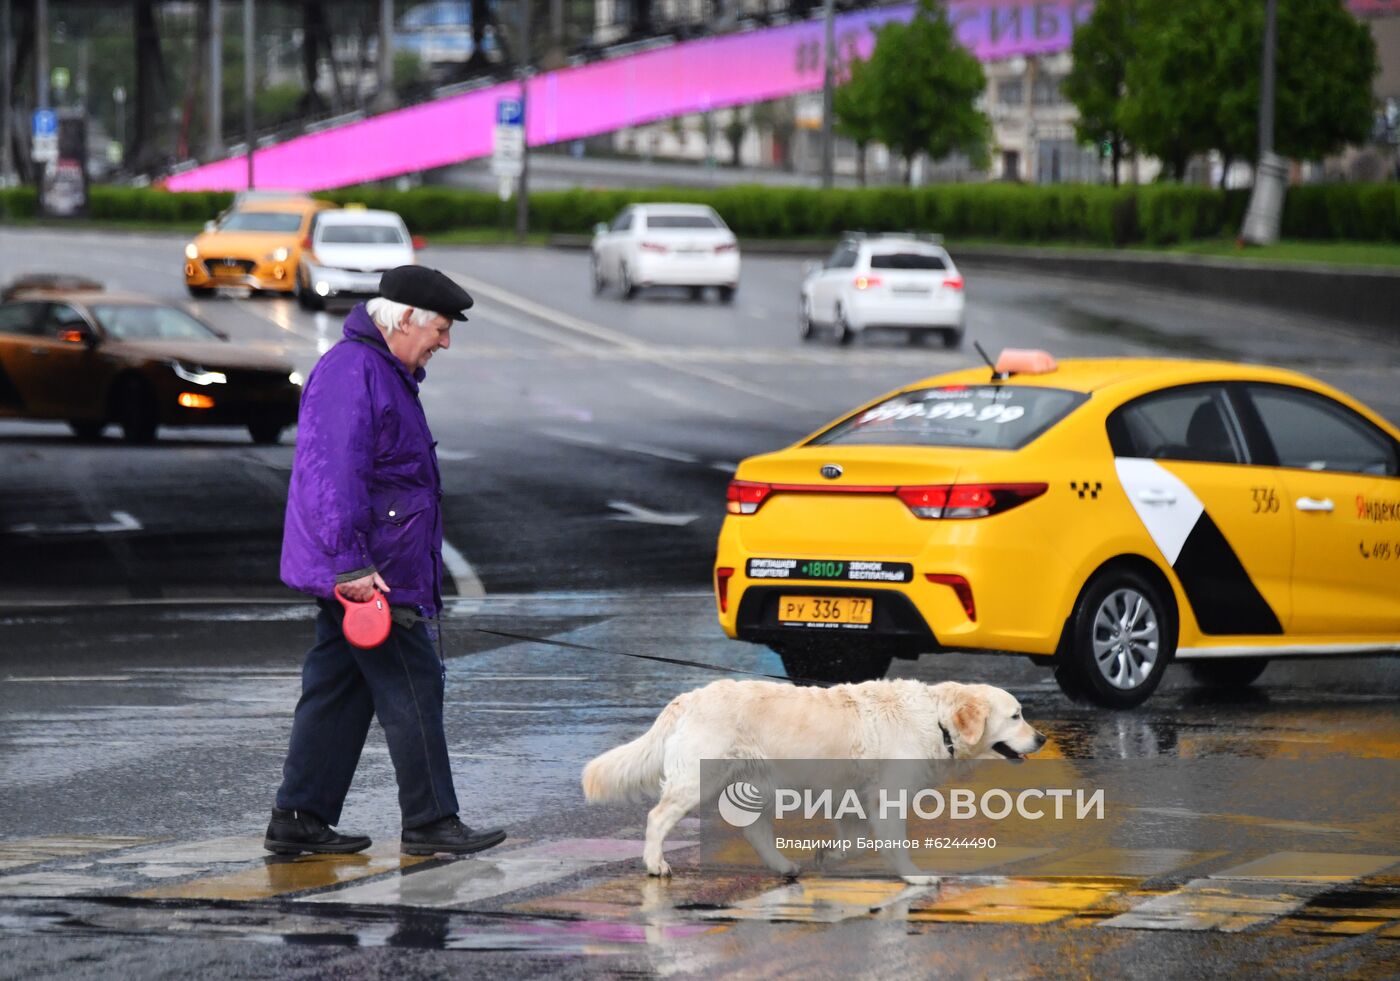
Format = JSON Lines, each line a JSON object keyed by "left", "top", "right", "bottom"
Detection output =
{"left": 0, "top": 835, "right": 154, "bottom": 872}
{"left": 442, "top": 538, "right": 486, "bottom": 597}
{"left": 617, "top": 442, "right": 700, "bottom": 464}
{"left": 0, "top": 871, "right": 129, "bottom": 897}
{"left": 606, "top": 500, "right": 699, "bottom": 526}
{"left": 626, "top": 377, "right": 743, "bottom": 421}
{"left": 469, "top": 304, "right": 601, "bottom": 354}
{"left": 231, "top": 299, "right": 323, "bottom": 344}
{"left": 6, "top": 510, "right": 142, "bottom": 535}
{"left": 443, "top": 271, "right": 647, "bottom": 351}
{"left": 711, "top": 461, "right": 738, "bottom": 474}
{"left": 297, "top": 837, "right": 694, "bottom": 908}
{"left": 5, "top": 675, "right": 134, "bottom": 683}
{"left": 132, "top": 844, "right": 428, "bottom": 901}
{"left": 94, "top": 835, "right": 272, "bottom": 866}
{"left": 1099, "top": 877, "right": 1332, "bottom": 933}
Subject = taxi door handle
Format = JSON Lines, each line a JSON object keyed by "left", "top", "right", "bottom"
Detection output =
{"left": 1137, "top": 489, "right": 1177, "bottom": 506}
{"left": 1296, "top": 497, "right": 1334, "bottom": 513}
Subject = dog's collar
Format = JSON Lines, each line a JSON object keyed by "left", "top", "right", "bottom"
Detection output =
{"left": 940, "top": 723, "right": 956, "bottom": 759}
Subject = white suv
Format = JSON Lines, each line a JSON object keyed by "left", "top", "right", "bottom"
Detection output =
{"left": 800, "top": 233, "right": 965, "bottom": 347}
{"left": 591, "top": 204, "right": 741, "bottom": 303}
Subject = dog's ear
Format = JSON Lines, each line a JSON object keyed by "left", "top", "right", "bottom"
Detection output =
{"left": 952, "top": 690, "right": 989, "bottom": 747}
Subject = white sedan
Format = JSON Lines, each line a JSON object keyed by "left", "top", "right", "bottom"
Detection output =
{"left": 590, "top": 204, "right": 741, "bottom": 303}
{"left": 297, "top": 208, "right": 424, "bottom": 311}
{"left": 800, "top": 233, "right": 966, "bottom": 347}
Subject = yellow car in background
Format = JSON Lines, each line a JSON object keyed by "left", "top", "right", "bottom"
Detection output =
{"left": 714, "top": 352, "right": 1400, "bottom": 707}
{"left": 184, "top": 197, "right": 336, "bottom": 298}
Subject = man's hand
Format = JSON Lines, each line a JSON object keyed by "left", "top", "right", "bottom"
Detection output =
{"left": 338, "top": 571, "right": 391, "bottom": 603}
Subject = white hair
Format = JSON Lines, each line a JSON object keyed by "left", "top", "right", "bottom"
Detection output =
{"left": 366, "top": 297, "right": 440, "bottom": 333}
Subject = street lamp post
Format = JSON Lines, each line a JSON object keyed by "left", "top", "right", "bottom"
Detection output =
{"left": 515, "top": 0, "right": 531, "bottom": 241}
{"left": 1, "top": 0, "right": 12, "bottom": 188}
{"left": 820, "top": 0, "right": 835, "bottom": 189}
{"left": 208, "top": 0, "right": 223, "bottom": 159}
{"left": 1240, "top": 0, "right": 1283, "bottom": 245}
{"left": 243, "top": 0, "right": 254, "bottom": 189}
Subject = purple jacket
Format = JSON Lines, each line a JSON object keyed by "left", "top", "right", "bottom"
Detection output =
{"left": 281, "top": 304, "right": 444, "bottom": 616}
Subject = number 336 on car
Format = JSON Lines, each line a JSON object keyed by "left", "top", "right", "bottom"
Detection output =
{"left": 713, "top": 351, "right": 1400, "bottom": 707}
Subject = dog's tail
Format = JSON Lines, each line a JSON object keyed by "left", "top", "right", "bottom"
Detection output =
{"left": 581, "top": 696, "right": 684, "bottom": 803}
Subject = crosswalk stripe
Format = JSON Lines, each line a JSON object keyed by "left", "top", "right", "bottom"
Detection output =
{"left": 297, "top": 838, "right": 695, "bottom": 909}
{"left": 0, "top": 835, "right": 155, "bottom": 872}
{"left": 132, "top": 845, "right": 428, "bottom": 901}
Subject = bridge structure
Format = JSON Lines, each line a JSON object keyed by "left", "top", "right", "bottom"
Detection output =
{"left": 165, "top": 0, "right": 1397, "bottom": 193}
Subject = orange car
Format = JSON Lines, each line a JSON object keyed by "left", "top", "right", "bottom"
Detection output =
{"left": 184, "top": 197, "right": 336, "bottom": 297}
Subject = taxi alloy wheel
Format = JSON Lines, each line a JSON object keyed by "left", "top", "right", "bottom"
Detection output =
{"left": 1056, "top": 569, "right": 1174, "bottom": 709}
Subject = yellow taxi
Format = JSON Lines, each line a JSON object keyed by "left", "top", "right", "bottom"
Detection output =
{"left": 714, "top": 351, "right": 1400, "bottom": 707}
{"left": 183, "top": 197, "right": 336, "bottom": 298}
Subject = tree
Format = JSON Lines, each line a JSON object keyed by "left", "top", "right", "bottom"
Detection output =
{"left": 1062, "top": 0, "right": 1139, "bottom": 187}
{"left": 861, "top": 0, "right": 990, "bottom": 184}
{"left": 832, "top": 54, "right": 880, "bottom": 186}
{"left": 1120, "top": 0, "right": 1378, "bottom": 182}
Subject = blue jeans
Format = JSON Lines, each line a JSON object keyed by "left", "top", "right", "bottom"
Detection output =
{"left": 276, "top": 601, "right": 459, "bottom": 828}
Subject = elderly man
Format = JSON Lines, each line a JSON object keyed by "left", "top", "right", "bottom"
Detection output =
{"left": 266, "top": 265, "right": 505, "bottom": 857}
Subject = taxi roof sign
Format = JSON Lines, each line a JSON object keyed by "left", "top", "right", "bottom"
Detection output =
{"left": 995, "top": 348, "right": 1058, "bottom": 375}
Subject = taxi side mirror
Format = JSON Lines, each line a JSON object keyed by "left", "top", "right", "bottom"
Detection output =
{"left": 204, "top": 220, "right": 216, "bottom": 232}
{"left": 593, "top": 222, "right": 608, "bottom": 236}
{"left": 802, "top": 260, "right": 821, "bottom": 277}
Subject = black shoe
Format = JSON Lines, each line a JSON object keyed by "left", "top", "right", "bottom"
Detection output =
{"left": 401, "top": 815, "right": 507, "bottom": 856}
{"left": 264, "top": 807, "right": 372, "bottom": 855}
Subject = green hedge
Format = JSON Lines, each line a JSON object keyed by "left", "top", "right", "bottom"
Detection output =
{"left": 2, "top": 181, "right": 1397, "bottom": 244}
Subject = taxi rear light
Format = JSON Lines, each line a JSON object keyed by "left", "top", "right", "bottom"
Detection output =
{"left": 942, "top": 274, "right": 964, "bottom": 290}
{"left": 716, "top": 567, "right": 735, "bottom": 612}
{"left": 925, "top": 573, "right": 976, "bottom": 621}
{"left": 897, "top": 483, "right": 1047, "bottom": 519}
{"left": 854, "top": 275, "right": 882, "bottom": 290}
{"left": 641, "top": 241, "right": 669, "bottom": 253}
{"left": 727, "top": 480, "right": 772, "bottom": 515}
{"left": 412, "top": 235, "right": 427, "bottom": 250}
{"left": 715, "top": 242, "right": 737, "bottom": 253}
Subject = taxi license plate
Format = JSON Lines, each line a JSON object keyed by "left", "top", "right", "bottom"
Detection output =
{"left": 778, "top": 596, "right": 872, "bottom": 625}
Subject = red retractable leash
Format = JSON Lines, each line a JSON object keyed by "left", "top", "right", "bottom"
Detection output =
{"left": 335, "top": 586, "right": 392, "bottom": 649}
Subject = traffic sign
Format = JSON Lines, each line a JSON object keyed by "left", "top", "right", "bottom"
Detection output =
{"left": 496, "top": 98, "right": 523, "bottom": 126}
{"left": 32, "top": 109, "right": 58, "bottom": 163}
{"left": 492, "top": 97, "right": 524, "bottom": 178}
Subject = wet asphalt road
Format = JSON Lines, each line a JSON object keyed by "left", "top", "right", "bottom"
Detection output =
{"left": 2, "top": 229, "right": 1400, "bottom": 977}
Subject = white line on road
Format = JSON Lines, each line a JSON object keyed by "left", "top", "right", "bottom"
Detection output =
{"left": 443, "top": 270, "right": 648, "bottom": 351}
{"left": 441, "top": 538, "right": 486, "bottom": 597}
{"left": 607, "top": 500, "right": 699, "bottom": 526}
{"left": 6, "top": 511, "right": 142, "bottom": 535}
{"left": 435, "top": 448, "right": 476, "bottom": 461}
{"left": 539, "top": 427, "right": 699, "bottom": 464}
{"left": 627, "top": 377, "right": 745, "bottom": 420}
{"left": 710, "top": 461, "right": 739, "bottom": 474}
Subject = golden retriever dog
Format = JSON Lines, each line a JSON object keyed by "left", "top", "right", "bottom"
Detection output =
{"left": 582, "top": 678, "right": 1045, "bottom": 878}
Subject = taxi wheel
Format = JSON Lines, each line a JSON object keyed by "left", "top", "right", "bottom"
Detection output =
{"left": 775, "top": 643, "right": 893, "bottom": 687}
{"left": 942, "top": 330, "right": 964, "bottom": 349}
{"left": 906, "top": 330, "right": 929, "bottom": 346}
{"left": 113, "top": 377, "right": 158, "bottom": 444}
{"left": 689, "top": 286, "right": 705, "bottom": 301}
{"left": 1187, "top": 658, "right": 1269, "bottom": 689}
{"left": 718, "top": 286, "right": 736, "bottom": 304}
{"left": 590, "top": 256, "right": 605, "bottom": 295}
{"left": 619, "top": 264, "right": 637, "bottom": 300}
{"left": 1055, "top": 569, "right": 1174, "bottom": 709}
{"left": 186, "top": 285, "right": 214, "bottom": 299}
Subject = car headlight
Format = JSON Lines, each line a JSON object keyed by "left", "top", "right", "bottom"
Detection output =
{"left": 271, "top": 246, "right": 289, "bottom": 262}
{"left": 185, "top": 243, "right": 199, "bottom": 260}
{"left": 288, "top": 370, "right": 304, "bottom": 386}
{"left": 171, "top": 361, "right": 227, "bottom": 386}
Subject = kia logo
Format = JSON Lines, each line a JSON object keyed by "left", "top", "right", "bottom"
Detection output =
{"left": 820, "top": 464, "right": 843, "bottom": 480}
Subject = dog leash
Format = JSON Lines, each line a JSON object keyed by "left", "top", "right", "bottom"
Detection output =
{"left": 465, "top": 625, "right": 837, "bottom": 688}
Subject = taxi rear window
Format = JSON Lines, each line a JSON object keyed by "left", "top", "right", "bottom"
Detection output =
{"left": 220, "top": 211, "right": 303, "bottom": 232}
{"left": 809, "top": 385, "right": 1087, "bottom": 450}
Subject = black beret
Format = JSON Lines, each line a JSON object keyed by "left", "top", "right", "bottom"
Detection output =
{"left": 378, "top": 265, "right": 474, "bottom": 322}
